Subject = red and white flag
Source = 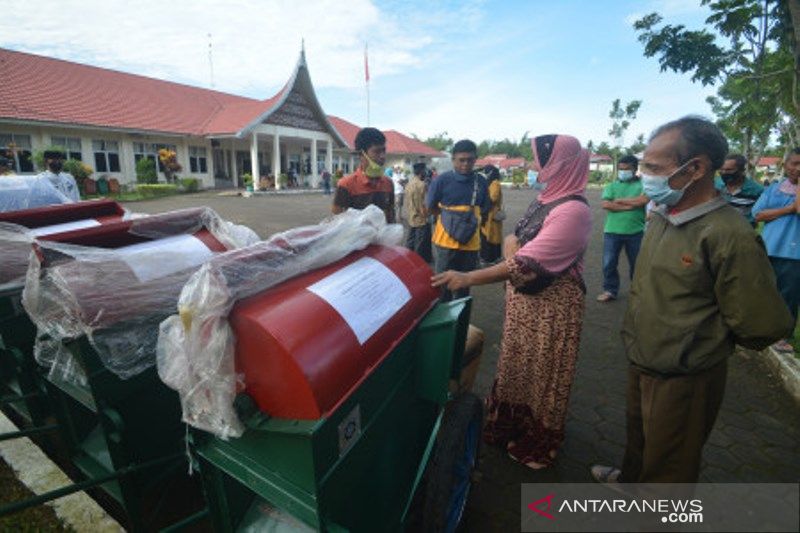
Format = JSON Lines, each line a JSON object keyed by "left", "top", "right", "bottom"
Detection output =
{"left": 364, "top": 43, "right": 370, "bottom": 83}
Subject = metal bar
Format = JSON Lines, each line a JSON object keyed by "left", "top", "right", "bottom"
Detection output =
{"left": 158, "top": 508, "right": 209, "bottom": 533}
{"left": 401, "top": 411, "right": 443, "bottom": 522}
{"left": 0, "top": 452, "right": 182, "bottom": 517}
{"left": 0, "top": 424, "right": 58, "bottom": 442}
{"left": 0, "top": 392, "right": 42, "bottom": 405}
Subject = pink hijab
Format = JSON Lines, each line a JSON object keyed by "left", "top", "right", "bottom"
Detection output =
{"left": 533, "top": 135, "right": 589, "bottom": 204}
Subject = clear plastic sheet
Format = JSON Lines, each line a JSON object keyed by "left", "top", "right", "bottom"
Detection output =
{"left": 21, "top": 207, "right": 260, "bottom": 385}
{"left": 156, "top": 205, "right": 403, "bottom": 439}
{"left": 0, "top": 175, "right": 73, "bottom": 213}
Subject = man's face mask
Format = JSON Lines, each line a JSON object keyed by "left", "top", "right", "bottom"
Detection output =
{"left": 617, "top": 170, "right": 634, "bottom": 181}
{"left": 362, "top": 151, "right": 384, "bottom": 178}
{"left": 641, "top": 159, "right": 695, "bottom": 207}
{"left": 719, "top": 172, "right": 739, "bottom": 184}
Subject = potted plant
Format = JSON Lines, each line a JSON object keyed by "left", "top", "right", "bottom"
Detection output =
{"left": 242, "top": 173, "right": 254, "bottom": 192}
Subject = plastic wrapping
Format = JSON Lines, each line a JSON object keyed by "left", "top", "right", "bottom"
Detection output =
{"left": 156, "top": 205, "right": 403, "bottom": 439}
{"left": 21, "top": 207, "right": 260, "bottom": 385}
{"left": 0, "top": 200, "right": 130, "bottom": 291}
{"left": 0, "top": 175, "right": 73, "bottom": 213}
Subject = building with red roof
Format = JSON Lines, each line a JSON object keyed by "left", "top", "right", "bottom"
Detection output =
{"left": 0, "top": 47, "right": 440, "bottom": 189}
{"left": 475, "top": 154, "right": 527, "bottom": 171}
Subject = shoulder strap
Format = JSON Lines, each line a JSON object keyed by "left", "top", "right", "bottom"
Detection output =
{"left": 470, "top": 176, "right": 478, "bottom": 206}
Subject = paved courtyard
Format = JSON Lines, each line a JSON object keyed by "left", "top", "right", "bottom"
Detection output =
{"left": 127, "top": 187, "right": 800, "bottom": 532}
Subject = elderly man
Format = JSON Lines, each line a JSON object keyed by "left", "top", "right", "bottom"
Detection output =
{"left": 591, "top": 116, "right": 794, "bottom": 484}
{"left": 332, "top": 128, "right": 395, "bottom": 223}
{"left": 37, "top": 148, "right": 80, "bottom": 201}
{"left": 715, "top": 153, "right": 764, "bottom": 225}
{"left": 752, "top": 148, "right": 800, "bottom": 353}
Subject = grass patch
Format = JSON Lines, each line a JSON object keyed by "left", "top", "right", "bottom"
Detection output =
{"left": 0, "top": 457, "right": 71, "bottom": 532}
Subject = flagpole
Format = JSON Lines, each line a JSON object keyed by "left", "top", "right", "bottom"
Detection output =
{"left": 365, "top": 43, "right": 371, "bottom": 126}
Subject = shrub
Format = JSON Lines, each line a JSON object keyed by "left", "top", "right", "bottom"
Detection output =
{"left": 136, "top": 158, "right": 158, "bottom": 184}
{"left": 180, "top": 177, "right": 200, "bottom": 192}
{"left": 590, "top": 170, "right": 613, "bottom": 183}
{"left": 242, "top": 173, "right": 254, "bottom": 187}
{"left": 135, "top": 184, "right": 178, "bottom": 198}
{"left": 62, "top": 159, "right": 93, "bottom": 181}
{"left": 511, "top": 168, "right": 526, "bottom": 187}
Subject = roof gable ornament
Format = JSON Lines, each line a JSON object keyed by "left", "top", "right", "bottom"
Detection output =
{"left": 237, "top": 45, "right": 346, "bottom": 147}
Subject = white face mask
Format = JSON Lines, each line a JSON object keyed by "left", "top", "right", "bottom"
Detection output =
{"left": 640, "top": 160, "right": 693, "bottom": 206}
{"left": 618, "top": 170, "right": 634, "bottom": 181}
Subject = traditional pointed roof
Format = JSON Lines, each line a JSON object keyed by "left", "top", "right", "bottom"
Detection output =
{"left": 0, "top": 47, "right": 347, "bottom": 146}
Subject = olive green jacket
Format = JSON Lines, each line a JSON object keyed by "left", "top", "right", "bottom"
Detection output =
{"left": 622, "top": 197, "right": 794, "bottom": 375}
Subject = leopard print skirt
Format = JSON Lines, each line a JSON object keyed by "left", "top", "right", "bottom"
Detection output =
{"left": 483, "top": 270, "right": 585, "bottom": 465}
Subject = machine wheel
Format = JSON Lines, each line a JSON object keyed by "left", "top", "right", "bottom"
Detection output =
{"left": 422, "top": 393, "right": 483, "bottom": 533}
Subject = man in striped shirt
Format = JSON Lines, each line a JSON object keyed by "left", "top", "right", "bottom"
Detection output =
{"left": 332, "top": 128, "right": 395, "bottom": 223}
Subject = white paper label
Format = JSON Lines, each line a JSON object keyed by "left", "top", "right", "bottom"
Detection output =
{"left": 29, "top": 218, "right": 101, "bottom": 236}
{"left": 307, "top": 256, "right": 411, "bottom": 344}
{"left": 116, "top": 234, "right": 214, "bottom": 283}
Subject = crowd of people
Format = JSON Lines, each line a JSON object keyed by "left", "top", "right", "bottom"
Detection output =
{"left": 332, "top": 118, "right": 799, "bottom": 483}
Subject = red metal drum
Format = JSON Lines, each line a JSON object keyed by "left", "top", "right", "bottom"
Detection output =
{"left": 230, "top": 245, "right": 439, "bottom": 420}
{"left": 0, "top": 199, "right": 126, "bottom": 287}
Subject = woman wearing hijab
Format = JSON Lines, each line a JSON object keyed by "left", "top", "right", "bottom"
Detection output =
{"left": 480, "top": 164, "right": 504, "bottom": 264}
{"left": 432, "top": 134, "right": 592, "bottom": 469}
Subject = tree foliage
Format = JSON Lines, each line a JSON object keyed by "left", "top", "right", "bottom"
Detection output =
{"left": 633, "top": 0, "right": 797, "bottom": 167}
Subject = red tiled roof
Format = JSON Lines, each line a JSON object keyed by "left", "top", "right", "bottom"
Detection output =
{"left": 590, "top": 153, "right": 613, "bottom": 162}
{"left": 327, "top": 116, "right": 443, "bottom": 157}
{"left": 327, "top": 115, "right": 360, "bottom": 151}
{"left": 476, "top": 154, "right": 527, "bottom": 169}
{"left": 0, "top": 47, "right": 283, "bottom": 136}
{"left": 757, "top": 156, "right": 780, "bottom": 167}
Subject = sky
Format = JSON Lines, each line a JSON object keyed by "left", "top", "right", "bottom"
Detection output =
{"left": 1, "top": 0, "right": 718, "bottom": 148}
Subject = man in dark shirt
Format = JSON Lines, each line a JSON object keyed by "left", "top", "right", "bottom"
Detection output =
{"left": 332, "top": 128, "right": 395, "bottom": 223}
{"left": 714, "top": 153, "right": 764, "bottom": 224}
{"left": 426, "top": 139, "right": 490, "bottom": 301}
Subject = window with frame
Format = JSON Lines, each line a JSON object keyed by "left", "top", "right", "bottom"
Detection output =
{"left": 0, "top": 133, "right": 34, "bottom": 173}
{"left": 51, "top": 136, "right": 82, "bottom": 160}
{"left": 135, "top": 143, "right": 176, "bottom": 172}
{"left": 189, "top": 146, "right": 208, "bottom": 173}
{"left": 92, "top": 140, "right": 120, "bottom": 172}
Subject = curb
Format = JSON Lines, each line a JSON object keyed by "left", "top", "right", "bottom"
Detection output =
{"left": 0, "top": 412, "right": 123, "bottom": 532}
{"left": 761, "top": 346, "right": 800, "bottom": 405}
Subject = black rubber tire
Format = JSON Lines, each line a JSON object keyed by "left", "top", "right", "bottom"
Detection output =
{"left": 421, "top": 392, "right": 483, "bottom": 533}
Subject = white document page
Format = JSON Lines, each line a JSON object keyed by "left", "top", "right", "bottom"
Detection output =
{"left": 116, "top": 234, "right": 214, "bottom": 283}
{"left": 307, "top": 256, "right": 411, "bottom": 345}
{"left": 29, "top": 218, "right": 101, "bottom": 236}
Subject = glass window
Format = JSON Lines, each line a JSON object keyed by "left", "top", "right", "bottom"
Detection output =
{"left": 1, "top": 133, "right": 34, "bottom": 173}
{"left": 92, "top": 139, "right": 120, "bottom": 173}
{"left": 189, "top": 146, "right": 208, "bottom": 174}
{"left": 51, "top": 136, "right": 82, "bottom": 160}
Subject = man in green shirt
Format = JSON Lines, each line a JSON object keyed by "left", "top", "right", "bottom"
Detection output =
{"left": 714, "top": 153, "right": 764, "bottom": 225}
{"left": 591, "top": 116, "right": 793, "bottom": 484}
{"left": 597, "top": 155, "right": 648, "bottom": 302}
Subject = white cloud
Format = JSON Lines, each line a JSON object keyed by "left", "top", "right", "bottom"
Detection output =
{"left": 1, "top": 0, "right": 433, "bottom": 95}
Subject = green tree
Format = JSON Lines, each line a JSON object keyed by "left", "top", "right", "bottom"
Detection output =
{"left": 608, "top": 98, "right": 642, "bottom": 171}
{"left": 633, "top": 0, "right": 797, "bottom": 171}
{"left": 415, "top": 131, "right": 454, "bottom": 152}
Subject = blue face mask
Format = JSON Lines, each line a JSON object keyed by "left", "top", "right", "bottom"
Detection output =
{"left": 617, "top": 170, "right": 634, "bottom": 181}
{"left": 640, "top": 160, "right": 693, "bottom": 206}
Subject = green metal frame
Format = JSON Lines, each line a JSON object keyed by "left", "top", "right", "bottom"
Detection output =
{"left": 0, "top": 286, "right": 54, "bottom": 434}
{"left": 195, "top": 298, "right": 472, "bottom": 532}
{"left": 37, "top": 334, "right": 204, "bottom": 531}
